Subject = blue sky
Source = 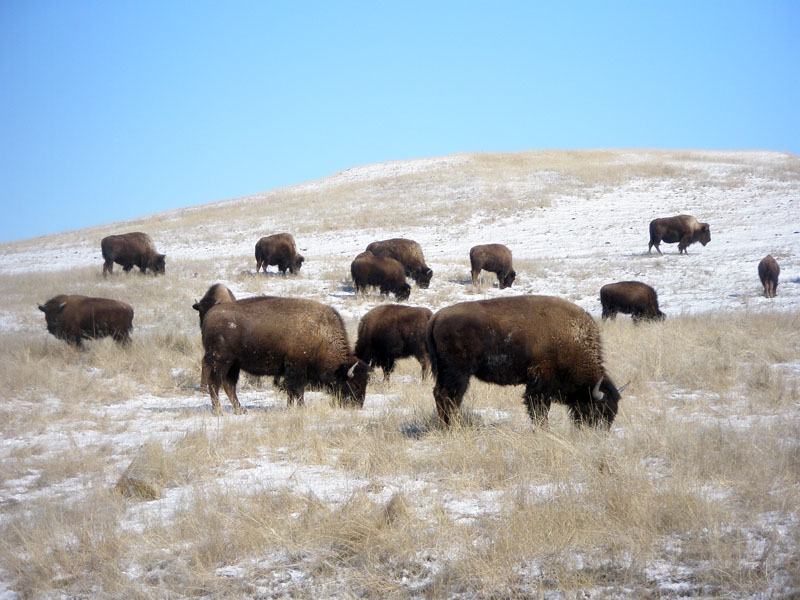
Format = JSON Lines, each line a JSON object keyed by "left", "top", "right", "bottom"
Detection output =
{"left": 2, "top": 1, "right": 798, "bottom": 242}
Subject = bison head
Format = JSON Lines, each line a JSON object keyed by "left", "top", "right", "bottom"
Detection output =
{"left": 697, "top": 223, "right": 711, "bottom": 246}
{"left": 290, "top": 254, "right": 305, "bottom": 274}
{"left": 415, "top": 267, "right": 433, "bottom": 289}
{"left": 332, "top": 359, "right": 372, "bottom": 407}
{"left": 569, "top": 376, "right": 621, "bottom": 428}
{"left": 38, "top": 299, "right": 67, "bottom": 335}
{"left": 396, "top": 283, "right": 412, "bottom": 302}
{"left": 501, "top": 270, "right": 516, "bottom": 289}
{"left": 150, "top": 254, "right": 166, "bottom": 275}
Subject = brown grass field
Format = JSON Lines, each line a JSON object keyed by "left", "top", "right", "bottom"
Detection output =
{"left": 1, "top": 150, "right": 799, "bottom": 598}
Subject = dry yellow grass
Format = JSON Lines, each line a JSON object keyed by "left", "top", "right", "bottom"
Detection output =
{"left": 1, "top": 150, "right": 799, "bottom": 598}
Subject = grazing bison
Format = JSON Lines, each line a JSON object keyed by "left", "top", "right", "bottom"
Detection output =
{"left": 355, "top": 304, "right": 434, "bottom": 380}
{"left": 101, "top": 232, "right": 166, "bottom": 276}
{"left": 351, "top": 251, "right": 411, "bottom": 301}
{"left": 600, "top": 281, "right": 665, "bottom": 323}
{"left": 38, "top": 294, "right": 134, "bottom": 347}
{"left": 758, "top": 255, "right": 780, "bottom": 298}
{"left": 426, "top": 296, "right": 621, "bottom": 428}
{"left": 192, "top": 283, "right": 236, "bottom": 327}
{"left": 648, "top": 215, "right": 711, "bottom": 254}
{"left": 255, "top": 233, "right": 304, "bottom": 275}
{"left": 366, "top": 238, "right": 433, "bottom": 288}
{"left": 469, "top": 244, "right": 516, "bottom": 289}
{"left": 201, "top": 296, "right": 371, "bottom": 414}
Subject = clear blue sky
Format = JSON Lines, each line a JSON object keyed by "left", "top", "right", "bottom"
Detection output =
{"left": 2, "top": 1, "right": 798, "bottom": 242}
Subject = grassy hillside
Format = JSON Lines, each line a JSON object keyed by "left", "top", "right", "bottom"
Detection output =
{"left": 1, "top": 150, "right": 799, "bottom": 598}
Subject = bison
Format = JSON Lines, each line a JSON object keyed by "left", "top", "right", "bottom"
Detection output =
{"left": 201, "top": 296, "right": 371, "bottom": 414}
{"left": 600, "top": 281, "right": 665, "bottom": 323}
{"left": 355, "top": 304, "right": 433, "bottom": 380}
{"left": 648, "top": 215, "right": 711, "bottom": 254}
{"left": 192, "top": 283, "right": 237, "bottom": 327}
{"left": 38, "top": 294, "right": 134, "bottom": 347}
{"left": 758, "top": 255, "right": 780, "bottom": 298}
{"left": 351, "top": 251, "right": 411, "bottom": 301}
{"left": 255, "top": 233, "right": 304, "bottom": 275}
{"left": 426, "top": 295, "right": 621, "bottom": 428}
{"left": 101, "top": 232, "right": 166, "bottom": 276}
{"left": 366, "top": 238, "right": 433, "bottom": 288}
{"left": 469, "top": 244, "right": 516, "bottom": 289}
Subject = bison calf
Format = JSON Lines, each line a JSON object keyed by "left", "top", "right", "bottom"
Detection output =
{"left": 366, "top": 238, "right": 433, "bottom": 288}
{"left": 648, "top": 215, "right": 710, "bottom": 254}
{"left": 758, "top": 255, "right": 780, "bottom": 298}
{"left": 469, "top": 244, "right": 516, "bottom": 289}
{"left": 427, "top": 296, "right": 621, "bottom": 429}
{"left": 351, "top": 252, "right": 411, "bottom": 301}
{"left": 101, "top": 232, "right": 165, "bottom": 275}
{"left": 39, "top": 294, "right": 134, "bottom": 347}
{"left": 201, "top": 296, "right": 371, "bottom": 414}
{"left": 600, "top": 281, "right": 665, "bottom": 323}
{"left": 255, "top": 233, "right": 304, "bottom": 275}
{"left": 355, "top": 304, "right": 433, "bottom": 380}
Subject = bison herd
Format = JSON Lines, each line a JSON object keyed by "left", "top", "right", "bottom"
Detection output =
{"left": 37, "top": 213, "right": 785, "bottom": 430}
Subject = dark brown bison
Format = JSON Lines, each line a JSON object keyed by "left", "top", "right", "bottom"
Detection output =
{"left": 469, "top": 244, "right": 516, "bottom": 289}
{"left": 192, "top": 283, "right": 237, "bottom": 326}
{"left": 355, "top": 304, "right": 433, "bottom": 380}
{"left": 351, "top": 251, "right": 411, "bottom": 301}
{"left": 648, "top": 215, "right": 711, "bottom": 254}
{"left": 758, "top": 255, "right": 780, "bottom": 298}
{"left": 255, "top": 233, "right": 304, "bottom": 275}
{"left": 366, "top": 238, "right": 433, "bottom": 288}
{"left": 201, "top": 296, "right": 371, "bottom": 414}
{"left": 426, "top": 296, "right": 621, "bottom": 428}
{"left": 38, "top": 294, "right": 134, "bottom": 347}
{"left": 101, "top": 232, "right": 166, "bottom": 275}
{"left": 600, "top": 281, "right": 665, "bottom": 323}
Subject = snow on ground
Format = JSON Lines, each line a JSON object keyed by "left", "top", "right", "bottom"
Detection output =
{"left": 1, "top": 151, "right": 799, "bottom": 597}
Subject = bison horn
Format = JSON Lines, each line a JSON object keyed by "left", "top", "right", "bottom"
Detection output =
{"left": 592, "top": 379, "right": 605, "bottom": 401}
{"left": 618, "top": 381, "right": 631, "bottom": 393}
{"left": 347, "top": 362, "right": 358, "bottom": 379}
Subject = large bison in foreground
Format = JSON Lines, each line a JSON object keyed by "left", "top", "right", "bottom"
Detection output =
{"left": 648, "top": 215, "right": 711, "bottom": 254}
{"left": 255, "top": 233, "right": 304, "bottom": 275}
{"left": 101, "top": 232, "right": 166, "bottom": 275}
{"left": 426, "top": 296, "right": 621, "bottom": 428}
{"left": 469, "top": 243, "right": 516, "bottom": 289}
{"left": 38, "top": 294, "right": 134, "bottom": 347}
{"left": 366, "top": 238, "right": 433, "bottom": 288}
{"left": 758, "top": 255, "right": 780, "bottom": 298}
{"left": 355, "top": 304, "right": 433, "bottom": 380}
{"left": 351, "top": 252, "right": 411, "bottom": 301}
{"left": 600, "top": 281, "right": 665, "bottom": 323}
{"left": 201, "top": 296, "right": 371, "bottom": 414}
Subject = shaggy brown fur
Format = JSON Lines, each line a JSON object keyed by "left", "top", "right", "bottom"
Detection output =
{"left": 758, "top": 255, "right": 780, "bottom": 298}
{"left": 600, "top": 281, "right": 665, "bottom": 323}
{"left": 255, "top": 233, "right": 304, "bottom": 275}
{"left": 648, "top": 215, "right": 711, "bottom": 254}
{"left": 366, "top": 238, "right": 433, "bottom": 288}
{"left": 351, "top": 252, "right": 411, "bottom": 301}
{"left": 201, "top": 296, "right": 370, "bottom": 414}
{"left": 469, "top": 244, "right": 516, "bottom": 288}
{"left": 192, "top": 283, "right": 237, "bottom": 327}
{"left": 355, "top": 304, "right": 433, "bottom": 380}
{"left": 38, "top": 294, "right": 134, "bottom": 347}
{"left": 101, "top": 232, "right": 165, "bottom": 275}
{"left": 426, "top": 295, "right": 621, "bottom": 428}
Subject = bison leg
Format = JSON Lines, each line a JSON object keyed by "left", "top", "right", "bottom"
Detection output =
{"left": 471, "top": 269, "right": 481, "bottom": 286}
{"left": 648, "top": 240, "right": 662, "bottom": 255}
{"left": 416, "top": 352, "right": 430, "bottom": 380}
{"left": 102, "top": 260, "right": 113, "bottom": 276}
{"left": 433, "top": 376, "right": 469, "bottom": 426}
{"left": 221, "top": 364, "right": 246, "bottom": 414}
{"left": 206, "top": 364, "right": 224, "bottom": 416}
{"left": 523, "top": 388, "right": 551, "bottom": 428}
{"left": 601, "top": 306, "right": 616, "bottom": 321}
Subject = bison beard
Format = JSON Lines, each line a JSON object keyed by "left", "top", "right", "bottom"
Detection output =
{"left": 201, "top": 296, "right": 371, "bottom": 415}
{"left": 427, "top": 296, "right": 621, "bottom": 429}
